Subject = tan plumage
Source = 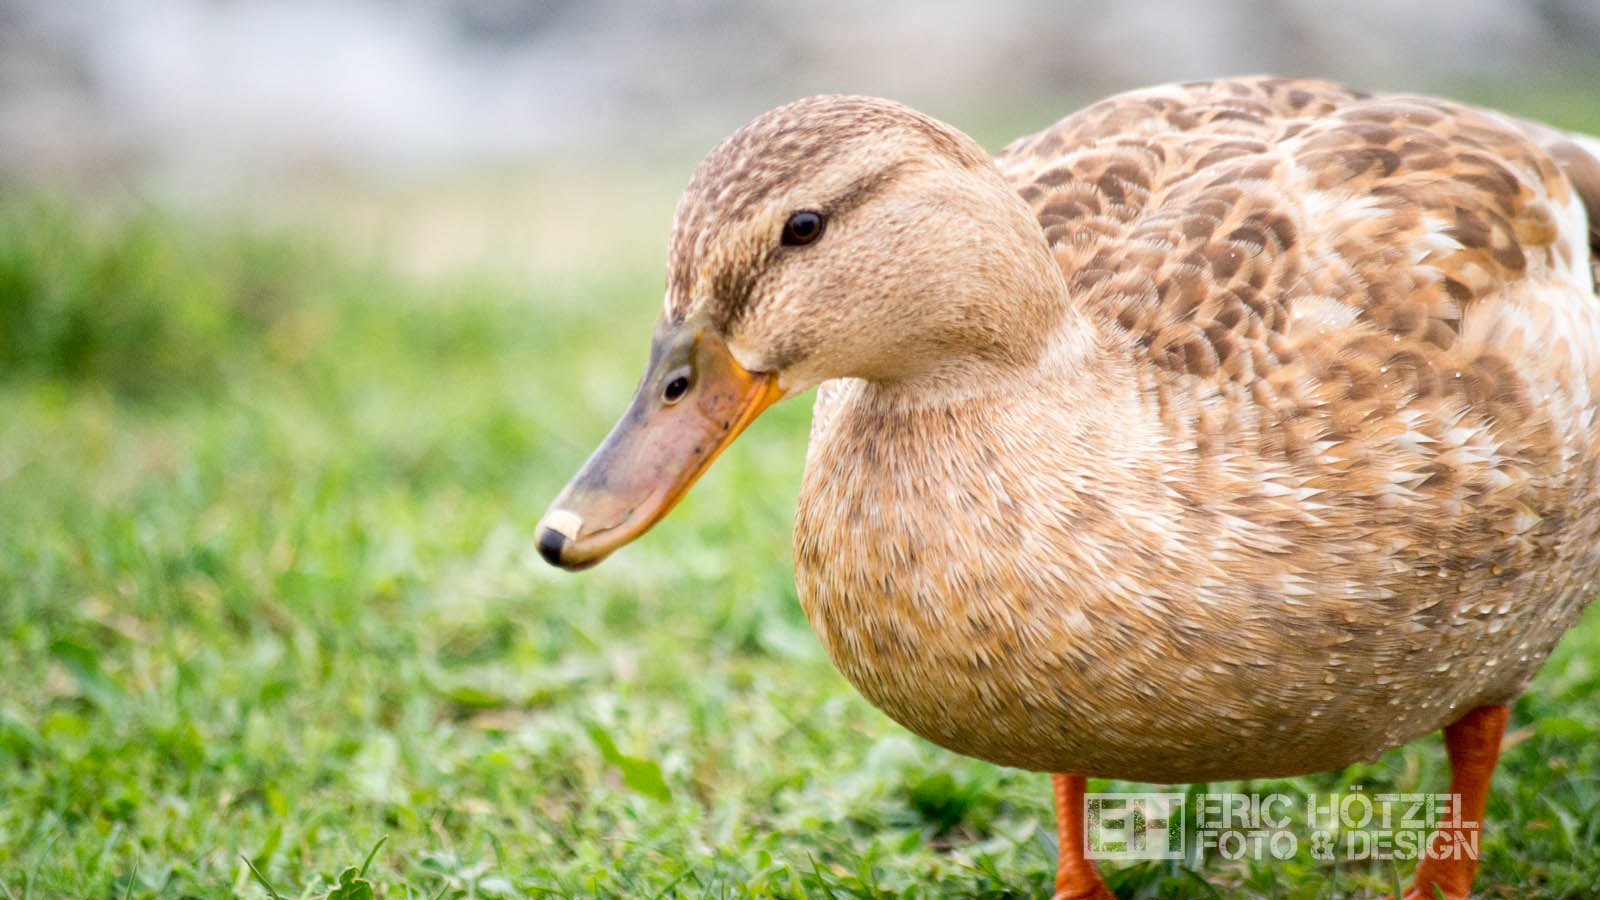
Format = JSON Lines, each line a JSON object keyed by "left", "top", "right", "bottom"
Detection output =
{"left": 538, "top": 75, "right": 1600, "bottom": 893}
{"left": 655, "top": 76, "right": 1600, "bottom": 782}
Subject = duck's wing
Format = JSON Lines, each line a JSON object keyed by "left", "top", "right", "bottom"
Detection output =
{"left": 997, "top": 76, "right": 1596, "bottom": 347}
{"left": 997, "top": 75, "right": 1600, "bottom": 588}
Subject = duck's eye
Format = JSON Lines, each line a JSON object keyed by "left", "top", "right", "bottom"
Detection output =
{"left": 781, "top": 210, "right": 825, "bottom": 246}
{"left": 662, "top": 368, "right": 693, "bottom": 404}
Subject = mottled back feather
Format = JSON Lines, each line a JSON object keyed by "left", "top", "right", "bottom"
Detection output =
{"left": 993, "top": 76, "right": 1599, "bottom": 586}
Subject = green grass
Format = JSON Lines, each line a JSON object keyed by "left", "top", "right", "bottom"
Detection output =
{"left": 1, "top": 185, "right": 1598, "bottom": 900}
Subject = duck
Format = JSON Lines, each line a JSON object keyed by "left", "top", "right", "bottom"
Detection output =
{"left": 534, "top": 76, "right": 1600, "bottom": 899}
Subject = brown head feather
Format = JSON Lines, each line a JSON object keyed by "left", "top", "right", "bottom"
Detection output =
{"left": 665, "top": 95, "right": 990, "bottom": 329}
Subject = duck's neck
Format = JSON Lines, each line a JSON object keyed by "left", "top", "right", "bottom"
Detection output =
{"left": 858, "top": 297, "right": 1122, "bottom": 413}
{"left": 802, "top": 298, "right": 1157, "bottom": 538}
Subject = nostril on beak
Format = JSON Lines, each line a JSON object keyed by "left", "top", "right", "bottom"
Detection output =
{"left": 536, "top": 527, "right": 567, "bottom": 566}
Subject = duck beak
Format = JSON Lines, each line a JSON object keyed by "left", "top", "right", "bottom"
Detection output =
{"left": 535, "top": 321, "right": 782, "bottom": 570}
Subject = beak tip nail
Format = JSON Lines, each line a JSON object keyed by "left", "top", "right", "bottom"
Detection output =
{"left": 536, "top": 509, "right": 584, "bottom": 568}
{"left": 536, "top": 526, "right": 569, "bottom": 567}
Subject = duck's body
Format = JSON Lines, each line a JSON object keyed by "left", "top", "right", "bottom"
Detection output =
{"left": 537, "top": 76, "right": 1600, "bottom": 897}
{"left": 797, "top": 76, "right": 1600, "bottom": 782}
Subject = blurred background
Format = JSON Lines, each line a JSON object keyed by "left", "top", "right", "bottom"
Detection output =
{"left": 5, "top": 0, "right": 1599, "bottom": 274}
{"left": 7, "top": 0, "right": 1600, "bottom": 175}
{"left": 6, "top": 0, "right": 1599, "bottom": 277}
{"left": 3, "top": 3, "right": 1599, "bottom": 898}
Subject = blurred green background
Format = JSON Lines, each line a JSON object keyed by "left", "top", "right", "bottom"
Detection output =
{"left": 3, "top": 2, "right": 1600, "bottom": 898}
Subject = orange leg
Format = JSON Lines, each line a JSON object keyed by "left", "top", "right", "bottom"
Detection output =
{"left": 1391, "top": 704, "right": 1508, "bottom": 900}
{"left": 1052, "top": 773, "right": 1115, "bottom": 900}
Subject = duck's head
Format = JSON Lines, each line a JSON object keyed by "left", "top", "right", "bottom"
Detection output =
{"left": 536, "top": 95, "right": 1065, "bottom": 570}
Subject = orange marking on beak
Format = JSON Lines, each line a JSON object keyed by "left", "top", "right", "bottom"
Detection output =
{"left": 536, "top": 325, "right": 781, "bottom": 570}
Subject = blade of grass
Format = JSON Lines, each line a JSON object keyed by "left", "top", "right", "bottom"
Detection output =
{"left": 358, "top": 836, "right": 389, "bottom": 879}
{"left": 241, "top": 855, "right": 285, "bottom": 900}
